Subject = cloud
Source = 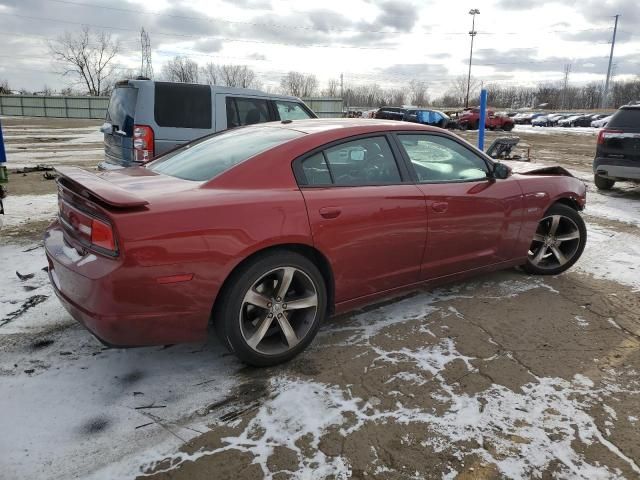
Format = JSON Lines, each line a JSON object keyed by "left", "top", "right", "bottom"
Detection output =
{"left": 248, "top": 52, "right": 267, "bottom": 61}
{"left": 191, "top": 38, "right": 224, "bottom": 53}
{"left": 379, "top": 63, "right": 449, "bottom": 78}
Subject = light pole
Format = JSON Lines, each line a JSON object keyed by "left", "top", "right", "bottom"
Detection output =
{"left": 465, "top": 8, "right": 480, "bottom": 109}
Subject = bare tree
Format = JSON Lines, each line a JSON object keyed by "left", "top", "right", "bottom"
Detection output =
{"left": 446, "top": 75, "right": 481, "bottom": 107}
{"left": 161, "top": 56, "right": 199, "bottom": 83}
{"left": 49, "top": 27, "right": 120, "bottom": 96}
{"left": 323, "top": 78, "right": 340, "bottom": 97}
{"left": 409, "top": 80, "right": 428, "bottom": 106}
{"left": 202, "top": 62, "right": 219, "bottom": 85}
{"left": 218, "top": 65, "right": 259, "bottom": 88}
{"left": 280, "top": 71, "right": 318, "bottom": 97}
{"left": 0, "top": 79, "right": 10, "bottom": 94}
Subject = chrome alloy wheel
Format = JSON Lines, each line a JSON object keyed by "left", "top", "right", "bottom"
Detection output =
{"left": 528, "top": 214, "right": 581, "bottom": 270}
{"left": 239, "top": 267, "right": 318, "bottom": 355}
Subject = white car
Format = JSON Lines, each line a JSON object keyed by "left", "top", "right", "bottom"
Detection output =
{"left": 591, "top": 115, "right": 612, "bottom": 128}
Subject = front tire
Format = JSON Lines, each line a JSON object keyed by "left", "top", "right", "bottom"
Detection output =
{"left": 594, "top": 174, "right": 615, "bottom": 190}
{"left": 215, "top": 251, "right": 327, "bottom": 367}
{"left": 523, "top": 203, "right": 586, "bottom": 275}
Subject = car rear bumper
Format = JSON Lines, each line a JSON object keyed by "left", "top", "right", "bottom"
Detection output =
{"left": 45, "top": 223, "right": 210, "bottom": 346}
{"left": 594, "top": 157, "right": 640, "bottom": 181}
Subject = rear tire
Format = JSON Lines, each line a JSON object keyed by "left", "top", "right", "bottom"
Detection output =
{"left": 215, "top": 251, "right": 327, "bottom": 367}
{"left": 594, "top": 174, "right": 615, "bottom": 190}
{"left": 503, "top": 123, "right": 514, "bottom": 132}
{"left": 522, "top": 203, "right": 586, "bottom": 276}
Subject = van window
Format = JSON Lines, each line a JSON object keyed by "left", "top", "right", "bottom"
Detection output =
{"left": 107, "top": 86, "right": 137, "bottom": 135}
{"left": 227, "top": 97, "right": 270, "bottom": 127}
{"left": 148, "top": 126, "right": 303, "bottom": 181}
{"left": 275, "top": 101, "right": 314, "bottom": 121}
{"left": 154, "top": 82, "right": 212, "bottom": 129}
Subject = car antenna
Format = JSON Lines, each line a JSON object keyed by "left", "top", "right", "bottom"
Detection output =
{"left": 281, "top": 119, "right": 293, "bottom": 124}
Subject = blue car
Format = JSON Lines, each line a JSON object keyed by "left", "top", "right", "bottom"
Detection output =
{"left": 405, "top": 109, "right": 450, "bottom": 128}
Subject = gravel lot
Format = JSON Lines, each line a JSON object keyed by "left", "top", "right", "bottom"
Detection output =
{"left": 1, "top": 117, "right": 639, "bottom": 479}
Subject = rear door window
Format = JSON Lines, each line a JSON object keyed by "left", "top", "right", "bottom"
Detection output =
{"left": 106, "top": 86, "right": 137, "bottom": 135}
{"left": 302, "top": 136, "right": 401, "bottom": 186}
{"left": 227, "top": 97, "right": 271, "bottom": 126}
{"left": 608, "top": 108, "right": 640, "bottom": 130}
{"left": 154, "top": 82, "right": 212, "bottom": 129}
{"left": 275, "top": 101, "right": 314, "bottom": 121}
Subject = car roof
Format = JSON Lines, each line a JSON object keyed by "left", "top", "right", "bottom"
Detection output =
{"left": 264, "top": 118, "right": 440, "bottom": 136}
{"left": 124, "top": 79, "right": 303, "bottom": 102}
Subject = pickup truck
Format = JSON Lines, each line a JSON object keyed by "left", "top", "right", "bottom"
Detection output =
{"left": 458, "top": 108, "right": 515, "bottom": 131}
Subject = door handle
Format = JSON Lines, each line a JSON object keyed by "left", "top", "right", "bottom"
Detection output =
{"left": 319, "top": 207, "right": 342, "bottom": 219}
{"left": 431, "top": 201, "right": 448, "bottom": 213}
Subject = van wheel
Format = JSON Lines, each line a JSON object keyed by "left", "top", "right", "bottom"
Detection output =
{"left": 594, "top": 174, "right": 615, "bottom": 190}
{"left": 215, "top": 251, "right": 327, "bottom": 367}
{"left": 523, "top": 203, "right": 586, "bottom": 276}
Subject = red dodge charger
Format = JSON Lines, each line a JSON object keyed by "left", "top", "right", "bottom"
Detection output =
{"left": 45, "top": 119, "right": 587, "bottom": 366}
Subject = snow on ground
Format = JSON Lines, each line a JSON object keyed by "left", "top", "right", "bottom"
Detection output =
{"left": 0, "top": 245, "right": 243, "bottom": 480}
{"left": 142, "top": 281, "right": 640, "bottom": 479}
{"left": 0, "top": 194, "right": 57, "bottom": 228}
{"left": 514, "top": 125, "right": 600, "bottom": 136}
{"left": 579, "top": 222, "right": 640, "bottom": 292}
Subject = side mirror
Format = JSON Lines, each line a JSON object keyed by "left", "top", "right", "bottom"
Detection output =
{"left": 493, "top": 162, "right": 511, "bottom": 180}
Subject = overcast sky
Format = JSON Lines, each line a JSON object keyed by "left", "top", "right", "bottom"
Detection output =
{"left": 0, "top": 0, "right": 638, "bottom": 95}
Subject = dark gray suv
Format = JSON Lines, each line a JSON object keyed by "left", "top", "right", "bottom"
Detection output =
{"left": 593, "top": 104, "right": 640, "bottom": 189}
{"left": 99, "top": 79, "right": 317, "bottom": 169}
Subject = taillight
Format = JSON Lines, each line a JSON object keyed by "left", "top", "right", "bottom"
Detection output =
{"left": 133, "top": 124, "right": 154, "bottom": 162}
{"left": 597, "top": 129, "right": 623, "bottom": 145}
{"left": 59, "top": 200, "right": 118, "bottom": 255}
{"left": 90, "top": 218, "right": 116, "bottom": 252}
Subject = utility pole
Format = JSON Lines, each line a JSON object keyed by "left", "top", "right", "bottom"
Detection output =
{"left": 465, "top": 8, "right": 480, "bottom": 109}
{"left": 140, "top": 27, "right": 153, "bottom": 79}
{"left": 601, "top": 14, "right": 619, "bottom": 108}
{"left": 561, "top": 63, "right": 571, "bottom": 109}
{"left": 340, "top": 73, "right": 345, "bottom": 114}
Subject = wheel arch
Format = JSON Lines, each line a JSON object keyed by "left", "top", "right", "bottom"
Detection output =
{"left": 551, "top": 196, "right": 582, "bottom": 212}
{"left": 209, "top": 243, "right": 336, "bottom": 329}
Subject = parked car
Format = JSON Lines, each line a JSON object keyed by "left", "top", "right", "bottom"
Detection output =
{"left": 593, "top": 104, "right": 640, "bottom": 189}
{"left": 591, "top": 115, "right": 612, "bottom": 128}
{"left": 557, "top": 115, "right": 583, "bottom": 127}
{"left": 571, "top": 114, "right": 599, "bottom": 127}
{"left": 457, "top": 108, "right": 514, "bottom": 131}
{"left": 531, "top": 115, "right": 551, "bottom": 127}
{"left": 405, "top": 109, "right": 450, "bottom": 128}
{"left": 99, "top": 79, "right": 317, "bottom": 170}
{"left": 513, "top": 112, "right": 545, "bottom": 125}
{"left": 46, "top": 119, "right": 588, "bottom": 366}
{"left": 374, "top": 107, "right": 406, "bottom": 121}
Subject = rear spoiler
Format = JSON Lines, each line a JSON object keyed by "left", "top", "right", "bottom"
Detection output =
{"left": 55, "top": 166, "right": 149, "bottom": 208}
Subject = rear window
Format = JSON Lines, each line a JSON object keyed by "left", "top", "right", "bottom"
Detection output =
{"left": 107, "top": 86, "right": 137, "bottom": 135}
{"left": 608, "top": 108, "right": 640, "bottom": 130}
{"left": 154, "top": 82, "right": 212, "bottom": 129}
{"left": 147, "top": 126, "right": 303, "bottom": 181}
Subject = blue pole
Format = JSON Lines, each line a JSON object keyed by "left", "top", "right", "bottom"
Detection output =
{"left": 0, "top": 118, "right": 6, "bottom": 164}
{"left": 478, "top": 88, "right": 487, "bottom": 151}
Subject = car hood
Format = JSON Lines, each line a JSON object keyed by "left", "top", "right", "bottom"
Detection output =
{"left": 508, "top": 164, "right": 575, "bottom": 177}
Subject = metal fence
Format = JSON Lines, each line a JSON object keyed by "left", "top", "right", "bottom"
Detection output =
{"left": 302, "top": 97, "right": 344, "bottom": 118}
{"left": 0, "top": 95, "right": 109, "bottom": 119}
{"left": 0, "top": 94, "right": 344, "bottom": 119}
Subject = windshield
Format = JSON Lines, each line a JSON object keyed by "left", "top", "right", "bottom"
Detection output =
{"left": 147, "top": 126, "right": 304, "bottom": 181}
